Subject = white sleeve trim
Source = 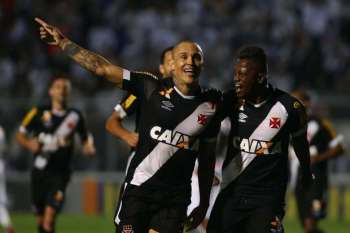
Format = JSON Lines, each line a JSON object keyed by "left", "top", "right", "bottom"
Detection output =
{"left": 19, "top": 126, "right": 27, "bottom": 134}
{"left": 123, "top": 69, "right": 131, "bottom": 81}
{"left": 114, "top": 104, "right": 127, "bottom": 119}
{"left": 329, "top": 134, "right": 344, "bottom": 148}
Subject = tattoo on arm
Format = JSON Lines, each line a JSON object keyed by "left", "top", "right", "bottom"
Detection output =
{"left": 62, "top": 39, "right": 110, "bottom": 75}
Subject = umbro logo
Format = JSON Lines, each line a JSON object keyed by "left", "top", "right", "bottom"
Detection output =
{"left": 161, "top": 100, "right": 174, "bottom": 111}
{"left": 238, "top": 112, "right": 248, "bottom": 123}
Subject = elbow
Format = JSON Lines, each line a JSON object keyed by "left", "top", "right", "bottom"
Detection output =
{"left": 15, "top": 132, "right": 22, "bottom": 143}
{"left": 105, "top": 118, "right": 113, "bottom": 134}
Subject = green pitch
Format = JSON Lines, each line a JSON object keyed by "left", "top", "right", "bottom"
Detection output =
{"left": 11, "top": 212, "right": 349, "bottom": 233}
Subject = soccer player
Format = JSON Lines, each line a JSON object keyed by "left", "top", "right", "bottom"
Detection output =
{"left": 105, "top": 46, "right": 173, "bottom": 229}
{"left": 105, "top": 46, "right": 174, "bottom": 174}
{"left": 290, "top": 90, "right": 345, "bottom": 233}
{"left": 0, "top": 126, "right": 15, "bottom": 233}
{"left": 16, "top": 77, "right": 96, "bottom": 233}
{"left": 207, "top": 46, "right": 314, "bottom": 233}
{"left": 35, "top": 18, "right": 221, "bottom": 233}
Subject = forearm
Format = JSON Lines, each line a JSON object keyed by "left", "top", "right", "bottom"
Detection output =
{"left": 59, "top": 38, "right": 123, "bottom": 86}
{"left": 16, "top": 132, "right": 34, "bottom": 151}
{"left": 314, "top": 144, "right": 345, "bottom": 163}
{"left": 197, "top": 144, "right": 216, "bottom": 206}
{"left": 106, "top": 117, "right": 131, "bottom": 141}
{"left": 293, "top": 135, "right": 312, "bottom": 175}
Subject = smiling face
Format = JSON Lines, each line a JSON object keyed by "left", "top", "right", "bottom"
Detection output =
{"left": 172, "top": 41, "right": 204, "bottom": 86}
{"left": 234, "top": 59, "right": 261, "bottom": 99}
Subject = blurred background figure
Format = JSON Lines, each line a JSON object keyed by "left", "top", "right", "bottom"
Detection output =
{"left": 290, "top": 89, "right": 345, "bottom": 233}
{"left": 16, "top": 77, "right": 95, "bottom": 233}
{"left": 0, "top": 126, "right": 15, "bottom": 233}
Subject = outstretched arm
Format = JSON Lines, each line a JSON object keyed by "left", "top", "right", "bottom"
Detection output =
{"left": 35, "top": 17, "right": 123, "bottom": 87}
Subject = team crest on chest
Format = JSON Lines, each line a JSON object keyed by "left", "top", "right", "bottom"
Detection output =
{"left": 269, "top": 117, "right": 281, "bottom": 129}
{"left": 197, "top": 114, "right": 207, "bottom": 125}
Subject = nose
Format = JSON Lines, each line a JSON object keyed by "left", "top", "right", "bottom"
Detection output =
{"left": 234, "top": 73, "right": 240, "bottom": 83}
{"left": 186, "top": 56, "right": 194, "bottom": 65}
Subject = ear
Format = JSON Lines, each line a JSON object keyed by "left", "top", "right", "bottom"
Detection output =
{"left": 48, "top": 86, "right": 53, "bottom": 97}
{"left": 258, "top": 73, "right": 266, "bottom": 83}
{"left": 159, "top": 64, "right": 165, "bottom": 76}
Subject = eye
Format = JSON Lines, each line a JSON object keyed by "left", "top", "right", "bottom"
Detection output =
{"left": 193, "top": 53, "right": 203, "bottom": 63}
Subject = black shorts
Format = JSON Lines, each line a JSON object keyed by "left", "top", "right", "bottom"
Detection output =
{"left": 207, "top": 192, "right": 284, "bottom": 233}
{"left": 31, "top": 170, "right": 70, "bottom": 215}
{"left": 295, "top": 180, "right": 328, "bottom": 221}
{"left": 115, "top": 184, "right": 187, "bottom": 233}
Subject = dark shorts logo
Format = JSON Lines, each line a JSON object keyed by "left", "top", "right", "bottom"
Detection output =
{"left": 270, "top": 216, "right": 283, "bottom": 233}
{"left": 122, "top": 225, "right": 133, "bottom": 233}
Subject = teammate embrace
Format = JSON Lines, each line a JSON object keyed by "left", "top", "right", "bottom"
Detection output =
{"left": 35, "top": 18, "right": 316, "bottom": 233}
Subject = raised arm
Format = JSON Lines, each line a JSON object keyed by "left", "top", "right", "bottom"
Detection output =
{"left": 35, "top": 17, "right": 123, "bottom": 87}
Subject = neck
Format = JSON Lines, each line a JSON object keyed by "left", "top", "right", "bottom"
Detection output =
{"left": 174, "top": 79, "right": 199, "bottom": 96}
{"left": 52, "top": 100, "right": 66, "bottom": 111}
{"left": 246, "top": 84, "right": 270, "bottom": 105}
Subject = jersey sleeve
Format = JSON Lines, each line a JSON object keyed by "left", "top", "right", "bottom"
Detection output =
{"left": 121, "top": 69, "right": 160, "bottom": 100}
{"left": 19, "top": 107, "right": 39, "bottom": 134}
{"left": 289, "top": 99, "right": 308, "bottom": 138}
{"left": 114, "top": 93, "right": 139, "bottom": 119}
{"left": 75, "top": 110, "right": 89, "bottom": 142}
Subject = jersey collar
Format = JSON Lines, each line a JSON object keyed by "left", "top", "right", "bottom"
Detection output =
{"left": 246, "top": 83, "right": 275, "bottom": 108}
{"left": 173, "top": 86, "right": 196, "bottom": 99}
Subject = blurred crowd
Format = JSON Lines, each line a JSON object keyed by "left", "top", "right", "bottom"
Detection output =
{"left": 1, "top": 0, "right": 350, "bottom": 98}
{"left": 0, "top": 0, "right": 350, "bottom": 171}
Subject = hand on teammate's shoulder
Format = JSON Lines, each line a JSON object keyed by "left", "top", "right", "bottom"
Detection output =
{"left": 201, "top": 88, "right": 222, "bottom": 104}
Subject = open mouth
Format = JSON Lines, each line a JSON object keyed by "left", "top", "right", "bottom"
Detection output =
{"left": 235, "top": 83, "right": 242, "bottom": 94}
{"left": 183, "top": 66, "right": 196, "bottom": 76}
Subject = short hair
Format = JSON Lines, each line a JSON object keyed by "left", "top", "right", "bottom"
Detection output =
{"left": 48, "top": 75, "right": 71, "bottom": 89}
{"left": 237, "top": 46, "right": 268, "bottom": 73}
{"left": 173, "top": 40, "right": 203, "bottom": 56}
{"left": 160, "top": 46, "right": 174, "bottom": 64}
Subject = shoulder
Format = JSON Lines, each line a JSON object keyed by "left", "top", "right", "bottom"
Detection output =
{"left": 67, "top": 108, "right": 84, "bottom": 117}
{"left": 273, "top": 88, "right": 306, "bottom": 113}
{"left": 29, "top": 105, "right": 48, "bottom": 116}
{"left": 132, "top": 71, "right": 159, "bottom": 81}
